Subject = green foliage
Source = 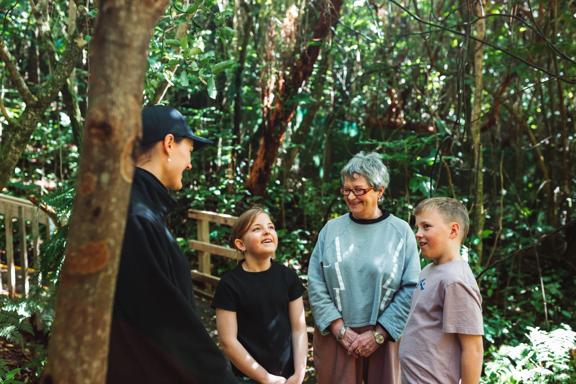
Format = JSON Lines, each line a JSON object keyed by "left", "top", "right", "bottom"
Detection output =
{"left": 481, "top": 268, "right": 575, "bottom": 345}
{"left": 36, "top": 183, "right": 75, "bottom": 287}
{"left": 0, "top": 184, "right": 72, "bottom": 379}
{"left": 0, "top": 294, "right": 53, "bottom": 345}
{"left": 0, "top": 292, "right": 51, "bottom": 382}
{"left": 483, "top": 324, "right": 576, "bottom": 384}
{"left": 0, "top": 359, "right": 23, "bottom": 384}
{"left": 2, "top": 0, "right": 576, "bottom": 379}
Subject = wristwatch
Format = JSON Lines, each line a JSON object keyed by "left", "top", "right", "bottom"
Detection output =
{"left": 373, "top": 329, "right": 385, "bottom": 345}
{"left": 337, "top": 326, "right": 347, "bottom": 341}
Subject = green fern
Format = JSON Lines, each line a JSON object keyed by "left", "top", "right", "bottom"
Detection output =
{"left": 0, "top": 359, "right": 24, "bottom": 384}
{"left": 483, "top": 324, "right": 576, "bottom": 383}
{"left": 37, "top": 183, "right": 75, "bottom": 287}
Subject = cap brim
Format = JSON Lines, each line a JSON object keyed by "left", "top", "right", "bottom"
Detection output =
{"left": 189, "top": 134, "right": 214, "bottom": 150}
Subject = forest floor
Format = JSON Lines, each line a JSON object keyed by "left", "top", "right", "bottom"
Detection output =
{"left": 0, "top": 335, "right": 37, "bottom": 382}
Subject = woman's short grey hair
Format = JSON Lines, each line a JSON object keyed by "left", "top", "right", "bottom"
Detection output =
{"left": 340, "top": 152, "right": 390, "bottom": 189}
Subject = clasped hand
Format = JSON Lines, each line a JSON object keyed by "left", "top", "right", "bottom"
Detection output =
{"left": 339, "top": 328, "right": 380, "bottom": 358}
{"left": 264, "top": 372, "right": 303, "bottom": 384}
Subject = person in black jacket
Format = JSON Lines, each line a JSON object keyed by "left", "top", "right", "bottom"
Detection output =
{"left": 107, "top": 105, "right": 237, "bottom": 383}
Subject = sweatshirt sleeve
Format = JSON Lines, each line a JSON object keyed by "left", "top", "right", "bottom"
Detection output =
{"left": 111, "top": 215, "right": 238, "bottom": 384}
{"left": 377, "top": 226, "right": 420, "bottom": 341}
{"left": 307, "top": 225, "right": 342, "bottom": 333}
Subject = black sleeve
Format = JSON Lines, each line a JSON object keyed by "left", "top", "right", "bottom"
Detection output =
{"left": 111, "top": 215, "right": 238, "bottom": 384}
{"left": 212, "top": 276, "right": 239, "bottom": 311}
{"left": 285, "top": 266, "right": 305, "bottom": 301}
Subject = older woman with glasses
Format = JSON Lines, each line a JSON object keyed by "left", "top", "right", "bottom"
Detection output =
{"left": 308, "top": 152, "right": 420, "bottom": 384}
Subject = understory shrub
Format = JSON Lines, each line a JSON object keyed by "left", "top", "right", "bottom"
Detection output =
{"left": 483, "top": 324, "right": 576, "bottom": 383}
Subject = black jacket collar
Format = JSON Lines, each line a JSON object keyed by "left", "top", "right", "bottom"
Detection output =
{"left": 132, "top": 167, "right": 176, "bottom": 219}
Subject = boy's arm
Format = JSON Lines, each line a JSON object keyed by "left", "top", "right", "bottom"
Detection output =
{"left": 458, "top": 333, "right": 483, "bottom": 384}
{"left": 216, "top": 309, "right": 287, "bottom": 384}
{"left": 286, "top": 297, "right": 307, "bottom": 384}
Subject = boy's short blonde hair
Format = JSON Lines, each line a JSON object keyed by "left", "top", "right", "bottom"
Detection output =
{"left": 414, "top": 197, "right": 470, "bottom": 240}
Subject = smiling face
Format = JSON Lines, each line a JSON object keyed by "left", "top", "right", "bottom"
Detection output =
{"left": 414, "top": 207, "right": 460, "bottom": 264}
{"left": 342, "top": 174, "right": 384, "bottom": 220}
{"left": 234, "top": 212, "right": 278, "bottom": 259}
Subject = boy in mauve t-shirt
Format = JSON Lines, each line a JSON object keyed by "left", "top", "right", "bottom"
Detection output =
{"left": 399, "top": 197, "right": 484, "bottom": 384}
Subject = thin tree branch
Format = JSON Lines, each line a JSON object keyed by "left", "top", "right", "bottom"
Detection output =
{"left": 480, "top": 12, "right": 576, "bottom": 66}
{"left": 151, "top": 18, "right": 190, "bottom": 104}
{"left": 36, "top": 24, "right": 86, "bottom": 105}
{"left": 0, "top": 39, "right": 37, "bottom": 104}
{"left": 0, "top": 93, "right": 15, "bottom": 126}
{"left": 25, "top": 194, "right": 62, "bottom": 229}
{"left": 476, "top": 219, "right": 576, "bottom": 280}
{"left": 388, "top": 0, "right": 576, "bottom": 84}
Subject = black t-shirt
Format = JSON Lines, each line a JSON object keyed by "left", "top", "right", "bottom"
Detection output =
{"left": 212, "top": 260, "right": 305, "bottom": 378}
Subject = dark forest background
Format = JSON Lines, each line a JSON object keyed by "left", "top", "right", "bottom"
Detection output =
{"left": 0, "top": 0, "right": 575, "bottom": 382}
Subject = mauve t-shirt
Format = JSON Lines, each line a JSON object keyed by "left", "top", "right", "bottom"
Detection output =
{"left": 399, "top": 259, "right": 483, "bottom": 384}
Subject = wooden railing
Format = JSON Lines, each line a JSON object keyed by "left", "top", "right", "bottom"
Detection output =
{"left": 188, "top": 209, "right": 239, "bottom": 298}
{"left": 0, "top": 194, "right": 51, "bottom": 298}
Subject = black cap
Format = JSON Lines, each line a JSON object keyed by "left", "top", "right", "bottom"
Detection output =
{"left": 141, "top": 105, "right": 214, "bottom": 149}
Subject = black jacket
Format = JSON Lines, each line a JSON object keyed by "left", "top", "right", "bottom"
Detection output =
{"left": 107, "top": 168, "right": 237, "bottom": 383}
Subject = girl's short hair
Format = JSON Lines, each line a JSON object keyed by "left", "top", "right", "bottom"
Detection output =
{"left": 229, "top": 207, "right": 268, "bottom": 249}
{"left": 340, "top": 152, "right": 390, "bottom": 189}
{"left": 414, "top": 197, "right": 470, "bottom": 240}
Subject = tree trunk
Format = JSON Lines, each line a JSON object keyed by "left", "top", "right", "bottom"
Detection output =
{"left": 549, "top": 0, "right": 571, "bottom": 221}
{"left": 42, "top": 1, "right": 168, "bottom": 383}
{"left": 470, "top": 0, "right": 485, "bottom": 264}
{"left": 246, "top": 0, "right": 344, "bottom": 196}
{"left": 282, "top": 46, "right": 331, "bottom": 179}
{"left": 230, "top": 0, "right": 253, "bottom": 179}
{"left": 62, "top": 79, "right": 85, "bottom": 147}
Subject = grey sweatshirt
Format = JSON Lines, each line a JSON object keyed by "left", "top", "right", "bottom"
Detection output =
{"left": 308, "top": 212, "right": 420, "bottom": 340}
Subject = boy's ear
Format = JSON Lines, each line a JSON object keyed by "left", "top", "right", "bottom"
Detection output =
{"left": 234, "top": 238, "right": 246, "bottom": 252}
{"left": 449, "top": 222, "right": 460, "bottom": 239}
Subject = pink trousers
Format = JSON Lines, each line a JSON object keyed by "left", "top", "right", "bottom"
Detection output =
{"left": 313, "top": 326, "right": 401, "bottom": 384}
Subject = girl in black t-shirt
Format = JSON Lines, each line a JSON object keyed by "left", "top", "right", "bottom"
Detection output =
{"left": 212, "top": 208, "right": 307, "bottom": 384}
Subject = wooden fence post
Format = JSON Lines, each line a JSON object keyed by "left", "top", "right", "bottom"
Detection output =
{"left": 18, "top": 206, "right": 30, "bottom": 296}
{"left": 187, "top": 209, "right": 240, "bottom": 298}
{"left": 197, "top": 218, "right": 211, "bottom": 275}
{"left": 0, "top": 194, "right": 52, "bottom": 296}
{"left": 4, "top": 207, "right": 16, "bottom": 298}
{"left": 32, "top": 213, "right": 41, "bottom": 286}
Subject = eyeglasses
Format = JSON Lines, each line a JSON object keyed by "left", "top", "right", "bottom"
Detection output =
{"left": 340, "top": 187, "right": 374, "bottom": 196}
